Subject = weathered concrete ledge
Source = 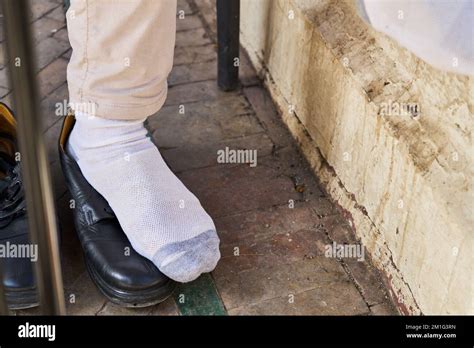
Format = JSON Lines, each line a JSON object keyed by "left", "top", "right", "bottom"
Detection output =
{"left": 240, "top": 0, "right": 473, "bottom": 314}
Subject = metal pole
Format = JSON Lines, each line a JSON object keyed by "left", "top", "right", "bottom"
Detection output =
{"left": 217, "top": 0, "right": 240, "bottom": 91}
{"left": 0, "top": 262, "right": 7, "bottom": 314}
{"left": 2, "top": 0, "right": 65, "bottom": 315}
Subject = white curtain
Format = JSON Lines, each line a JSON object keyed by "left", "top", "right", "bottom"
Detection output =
{"left": 361, "top": 0, "right": 473, "bottom": 75}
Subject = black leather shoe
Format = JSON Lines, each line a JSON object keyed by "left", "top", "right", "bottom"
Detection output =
{"left": 59, "top": 114, "right": 175, "bottom": 307}
{"left": 0, "top": 102, "right": 38, "bottom": 309}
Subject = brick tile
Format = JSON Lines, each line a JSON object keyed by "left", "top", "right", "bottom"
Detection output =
{"left": 259, "top": 145, "right": 325, "bottom": 200}
{"left": 62, "top": 48, "right": 72, "bottom": 60}
{"left": 15, "top": 306, "right": 42, "bottom": 316}
{"left": 96, "top": 302, "right": 152, "bottom": 316}
{"left": 214, "top": 257, "right": 359, "bottom": 311}
{"left": 161, "top": 133, "right": 273, "bottom": 173}
{"left": 215, "top": 202, "right": 322, "bottom": 247}
{"left": 60, "top": 239, "right": 85, "bottom": 290}
{"left": 214, "top": 204, "right": 328, "bottom": 276}
{"left": 40, "top": 82, "right": 68, "bottom": 131}
{"left": 38, "top": 58, "right": 68, "bottom": 98}
{"left": 0, "top": 43, "right": 6, "bottom": 68}
{"left": 65, "top": 272, "right": 107, "bottom": 315}
{"left": 310, "top": 196, "right": 339, "bottom": 217}
{"left": 177, "top": 162, "right": 303, "bottom": 218}
{"left": 0, "top": 86, "right": 9, "bottom": 98}
{"left": 0, "top": 67, "right": 9, "bottom": 88}
{"left": 44, "top": 117, "right": 62, "bottom": 163}
{"left": 321, "top": 214, "right": 359, "bottom": 245}
{"left": 46, "top": 5, "right": 66, "bottom": 23}
{"left": 165, "top": 80, "right": 226, "bottom": 106}
{"left": 193, "top": 0, "right": 217, "bottom": 38}
{"left": 177, "top": 0, "right": 195, "bottom": 15}
{"left": 57, "top": 193, "right": 84, "bottom": 289}
{"left": 243, "top": 86, "right": 294, "bottom": 147}
{"left": 228, "top": 284, "right": 369, "bottom": 315}
{"left": 175, "top": 28, "right": 212, "bottom": 47}
{"left": 344, "top": 258, "right": 392, "bottom": 307}
{"left": 30, "top": 1, "right": 58, "bottom": 22}
{"left": 53, "top": 28, "right": 69, "bottom": 42}
{"left": 149, "top": 297, "right": 181, "bottom": 315}
{"left": 240, "top": 50, "right": 260, "bottom": 87}
{"left": 177, "top": 15, "right": 202, "bottom": 32}
{"left": 370, "top": 302, "right": 398, "bottom": 315}
{"left": 0, "top": 91, "right": 13, "bottom": 108}
{"left": 174, "top": 44, "right": 216, "bottom": 66}
{"left": 0, "top": 18, "right": 4, "bottom": 43}
{"left": 36, "top": 37, "right": 70, "bottom": 71}
{"left": 96, "top": 299, "right": 179, "bottom": 316}
{"left": 169, "top": 60, "right": 216, "bottom": 86}
{"left": 32, "top": 17, "right": 65, "bottom": 44}
{"left": 148, "top": 95, "right": 257, "bottom": 148}
{"left": 219, "top": 113, "right": 265, "bottom": 138}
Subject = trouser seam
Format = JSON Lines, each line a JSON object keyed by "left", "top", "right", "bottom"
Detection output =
{"left": 78, "top": 0, "right": 90, "bottom": 104}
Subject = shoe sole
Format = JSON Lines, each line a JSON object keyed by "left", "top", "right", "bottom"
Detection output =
{"left": 5, "top": 288, "right": 39, "bottom": 310}
{"left": 84, "top": 256, "right": 176, "bottom": 308}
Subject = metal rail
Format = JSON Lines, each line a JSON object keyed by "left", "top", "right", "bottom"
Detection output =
{"left": 1, "top": 0, "right": 65, "bottom": 315}
{"left": 0, "top": 262, "right": 7, "bottom": 314}
{"left": 217, "top": 0, "right": 240, "bottom": 91}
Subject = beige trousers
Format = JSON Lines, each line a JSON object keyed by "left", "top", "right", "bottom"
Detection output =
{"left": 66, "top": 0, "right": 177, "bottom": 120}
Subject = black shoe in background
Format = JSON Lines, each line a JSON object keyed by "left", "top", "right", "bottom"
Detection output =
{"left": 0, "top": 102, "right": 38, "bottom": 310}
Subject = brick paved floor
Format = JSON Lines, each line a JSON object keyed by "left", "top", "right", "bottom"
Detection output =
{"left": 0, "top": 0, "right": 397, "bottom": 315}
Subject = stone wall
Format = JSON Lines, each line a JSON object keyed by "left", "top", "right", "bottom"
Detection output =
{"left": 240, "top": 0, "right": 473, "bottom": 315}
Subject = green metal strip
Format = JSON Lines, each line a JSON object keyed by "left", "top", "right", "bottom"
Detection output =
{"left": 173, "top": 274, "right": 227, "bottom": 316}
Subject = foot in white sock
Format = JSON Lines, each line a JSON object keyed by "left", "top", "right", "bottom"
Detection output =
{"left": 67, "top": 112, "right": 220, "bottom": 283}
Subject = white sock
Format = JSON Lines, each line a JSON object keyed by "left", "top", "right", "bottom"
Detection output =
{"left": 67, "top": 111, "right": 220, "bottom": 283}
